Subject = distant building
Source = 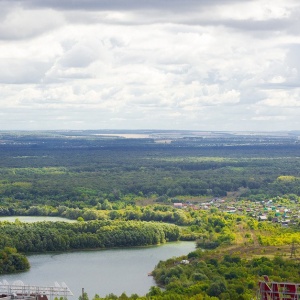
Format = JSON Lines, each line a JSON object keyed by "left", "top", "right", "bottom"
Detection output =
{"left": 258, "top": 215, "right": 268, "bottom": 221}
{"left": 180, "top": 260, "right": 190, "bottom": 264}
{"left": 281, "top": 220, "right": 290, "bottom": 226}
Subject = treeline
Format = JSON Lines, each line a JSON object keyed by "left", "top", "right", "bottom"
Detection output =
{"left": 0, "top": 247, "right": 29, "bottom": 274}
{"left": 1, "top": 204, "right": 257, "bottom": 250}
{"left": 0, "top": 205, "right": 242, "bottom": 245}
{"left": 2, "top": 203, "right": 297, "bottom": 251}
{"left": 0, "top": 220, "right": 180, "bottom": 253}
{"left": 0, "top": 204, "right": 194, "bottom": 226}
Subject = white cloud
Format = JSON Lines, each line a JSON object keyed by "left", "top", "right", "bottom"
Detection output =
{"left": 0, "top": 8, "right": 65, "bottom": 40}
{"left": 258, "top": 89, "right": 300, "bottom": 107}
{"left": 213, "top": 0, "right": 292, "bottom": 21}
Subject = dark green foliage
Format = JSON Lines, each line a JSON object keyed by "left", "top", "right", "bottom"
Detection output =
{"left": 0, "top": 220, "right": 180, "bottom": 252}
{"left": 79, "top": 292, "right": 89, "bottom": 300}
{"left": 207, "top": 279, "right": 227, "bottom": 297}
{"left": 0, "top": 247, "right": 30, "bottom": 274}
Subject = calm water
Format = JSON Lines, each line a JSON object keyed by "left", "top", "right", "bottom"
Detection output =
{"left": 0, "top": 242, "right": 195, "bottom": 299}
{"left": 0, "top": 216, "right": 75, "bottom": 223}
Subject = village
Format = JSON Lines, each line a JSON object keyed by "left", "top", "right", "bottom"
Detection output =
{"left": 173, "top": 196, "right": 300, "bottom": 227}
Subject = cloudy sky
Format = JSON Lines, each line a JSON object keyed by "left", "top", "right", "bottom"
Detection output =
{"left": 0, "top": 0, "right": 300, "bottom": 131}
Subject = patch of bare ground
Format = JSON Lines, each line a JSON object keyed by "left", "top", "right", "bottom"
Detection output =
{"left": 216, "top": 228, "right": 297, "bottom": 260}
{"left": 217, "top": 244, "right": 300, "bottom": 264}
{"left": 135, "top": 198, "right": 156, "bottom": 206}
{"left": 213, "top": 223, "right": 299, "bottom": 260}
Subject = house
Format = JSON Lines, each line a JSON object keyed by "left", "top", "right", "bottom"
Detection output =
{"left": 281, "top": 220, "right": 290, "bottom": 226}
{"left": 180, "top": 260, "right": 190, "bottom": 265}
{"left": 258, "top": 215, "right": 268, "bottom": 221}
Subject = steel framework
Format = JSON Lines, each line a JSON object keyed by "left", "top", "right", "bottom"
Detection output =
{"left": 258, "top": 280, "right": 300, "bottom": 300}
{"left": 0, "top": 281, "right": 73, "bottom": 299}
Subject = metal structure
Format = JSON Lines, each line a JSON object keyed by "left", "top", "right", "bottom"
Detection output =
{"left": 290, "top": 241, "right": 297, "bottom": 258}
{"left": 258, "top": 278, "right": 300, "bottom": 300}
{"left": 0, "top": 280, "right": 73, "bottom": 300}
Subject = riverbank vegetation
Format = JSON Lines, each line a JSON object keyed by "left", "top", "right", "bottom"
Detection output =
{"left": 72, "top": 212, "right": 300, "bottom": 299}
{"left": 0, "top": 247, "right": 29, "bottom": 274}
{"left": 0, "top": 220, "right": 179, "bottom": 252}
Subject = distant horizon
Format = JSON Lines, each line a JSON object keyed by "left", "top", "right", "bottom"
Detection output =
{"left": 1, "top": 128, "right": 300, "bottom": 131}
{"left": 1, "top": 128, "right": 300, "bottom": 134}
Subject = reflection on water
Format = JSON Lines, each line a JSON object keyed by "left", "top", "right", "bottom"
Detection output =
{"left": 0, "top": 242, "right": 195, "bottom": 299}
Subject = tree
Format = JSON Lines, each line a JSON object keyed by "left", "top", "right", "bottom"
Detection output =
{"left": 147, "top": 286, "right": 162, "bottom": 296}
{"left": 79, "top": 291, "right": 89, "bottom": 300}
{"left": 207, "top": 280, "right": 227, "bottom": 297}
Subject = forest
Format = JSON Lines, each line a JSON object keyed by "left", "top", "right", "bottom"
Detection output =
{"left": 0, "top": 220, "right": 180, "bottom": 252}
{"left": 0, "top": 131, "right": 300, "bottom": 208}
{"left": 1, "top": 130, "right": 300, "bottom": 298}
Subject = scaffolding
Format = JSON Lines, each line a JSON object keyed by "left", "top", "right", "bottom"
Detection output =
{"left": 0, "top": 280, "right": 73, "bottom": 300}
{"left": 258, "top": 279, "right": 300, "bottom": 300}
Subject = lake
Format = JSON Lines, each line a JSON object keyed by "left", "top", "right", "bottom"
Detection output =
{"left": 0, "top": 216, "right": 75, "bottom": 223}
{"left": 0, "top": 242, "right": 195, "bottom": 299}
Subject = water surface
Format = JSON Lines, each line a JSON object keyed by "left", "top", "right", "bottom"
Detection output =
{"left": 0, "top": 216, "right": 75, "bottom": 223}
{"left": 0, "top": 242, "right": 195, "bottom": 299}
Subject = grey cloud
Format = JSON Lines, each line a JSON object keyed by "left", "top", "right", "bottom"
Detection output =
{"left": 204, "top": 18, "right": 291, "bottom": 33}
{"left": 286, "top": 44, "right": 300, "bottom": 72}
{"left": 259, "top": 83, "right": 300, "bottom": 90}
{"left": 1, "top": 0, "right": 294, "bottom": 36}
{"left": 59, "top": 44, "right": 99, "bottom": 68}
{"left": 0, "top": 1, "right": 12, "bottom": 18}
{"left": 255, "top": 43, "right": 300, "bottom": 90}
{"left": 168, "top": 13, "right": 298, "bottom": 35}
{"left": 11, "top": 0, "right": 249, "bottom": 12}
{"left": 286, "top": 6, "right": 300, "bottom": 34}
{"left": 0, "top": 6, "right": 65, "bottom": 40}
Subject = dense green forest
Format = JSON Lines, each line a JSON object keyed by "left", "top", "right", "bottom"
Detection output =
{"left": 0, "top": 220, "right": 179, "bottom": 252}
{"left": 0, "top": 247, "right": 29, "bottom": 274}
{"left": 0, "top": 131, "right": 300, "bottom": 212}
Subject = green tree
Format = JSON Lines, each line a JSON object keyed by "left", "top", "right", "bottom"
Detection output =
{"left": 79, "top": 292, "right": 89, "bottom": 300}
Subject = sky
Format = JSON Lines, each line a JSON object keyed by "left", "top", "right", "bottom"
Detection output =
{"left": 0, "top": 0, "right": 300, "bottom": 131}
